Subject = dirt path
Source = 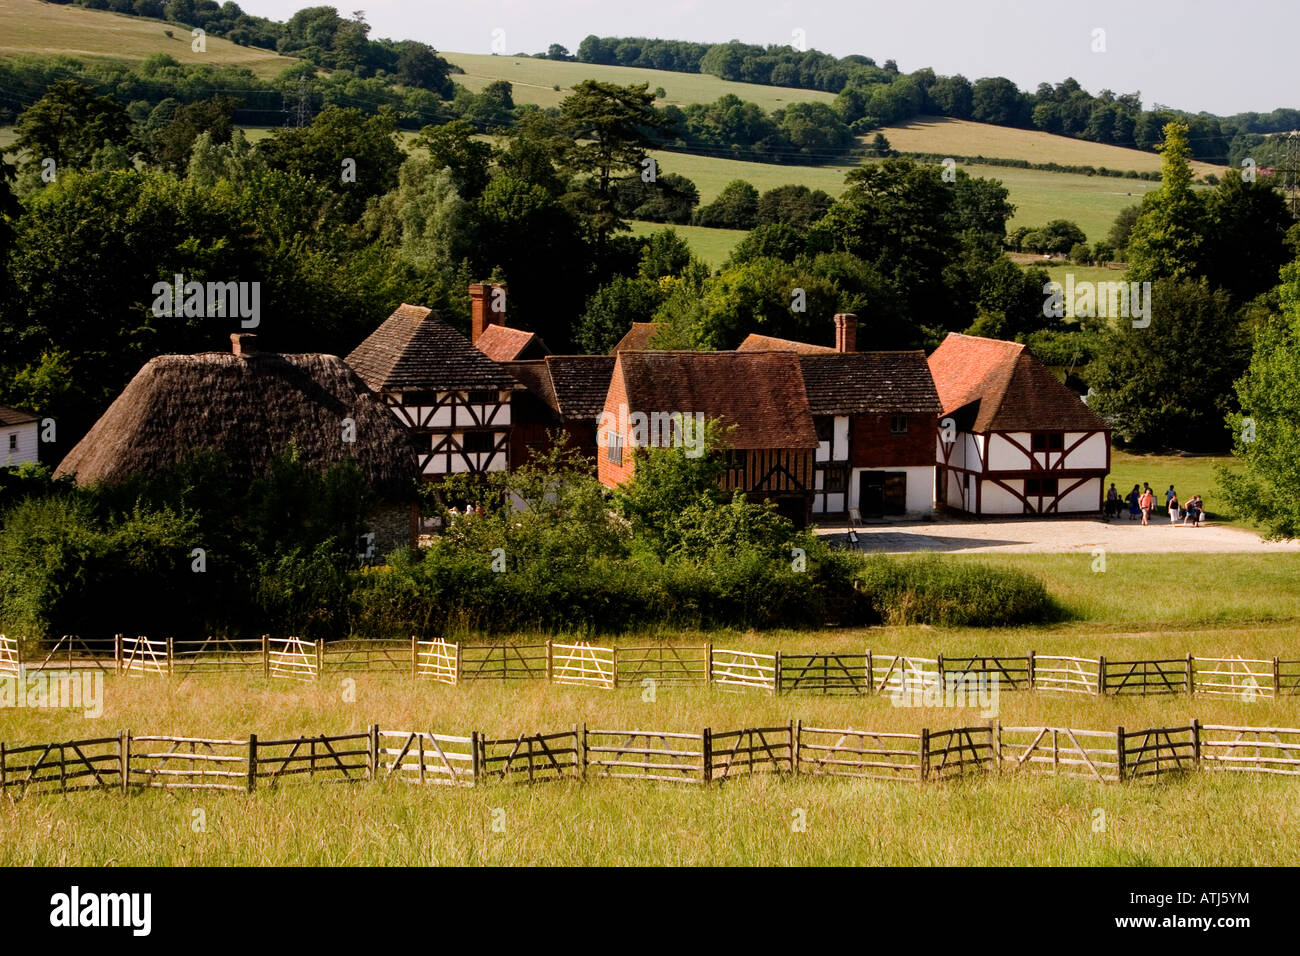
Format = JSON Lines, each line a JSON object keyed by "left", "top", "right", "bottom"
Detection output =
{"left": 814, "top": 516, "right": 1300, "bottom": 554}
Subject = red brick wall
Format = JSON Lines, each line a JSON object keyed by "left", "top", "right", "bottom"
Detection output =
{"left": 851, "top": 413, "right": 936, "bottom": 468}
{"left": 597, "top": 365, "right": 636, "bottom": 488}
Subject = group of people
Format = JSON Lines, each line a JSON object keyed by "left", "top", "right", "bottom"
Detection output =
{"left": 1105, "top": 483, "right": 1205, "bottom": 527}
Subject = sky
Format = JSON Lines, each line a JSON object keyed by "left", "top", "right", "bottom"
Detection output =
{"left": 242, "top": 0, "right": 1294, "bottom": 117}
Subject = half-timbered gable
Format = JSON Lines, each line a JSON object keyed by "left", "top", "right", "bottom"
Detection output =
{"left": 345, "top": 304, "right": 517, "bottom": 478}
{"left": 928, "top": 332, "right": 1111, "bottom": 515}
{"left": 798, "top": 351, "right": 940, "bottom": 517}
{"left": 504, "top": 355, "right": 616, "bottom": 465}
{"left": 597, "top": 351, "right": 819, "bottom": 525}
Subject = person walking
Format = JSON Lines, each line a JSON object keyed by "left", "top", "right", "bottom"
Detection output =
{"left": 1167, "top": 489, "right": 1180, "bottom": 524}
{"left": 1106, "top": 483, "right": 1120, "bottom": 519}
{"left": 1127, "top": 484, "right": 1141, "bottom": 520}
{"left": 1138, "top": 486, "right": 1155, "bottom": 525}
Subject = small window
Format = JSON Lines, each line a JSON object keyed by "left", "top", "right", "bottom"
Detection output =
{"left": 7, "top": 434, "right": 15, "bottom": 452}
{"left": 824, "top": 466, "right": 847, "bottom": 493}
{"left": 467, "top": 390, "right": 497, "bottom": 405}
{"left": 725, "top": 449, "right": 748, "bottom": 476}
{"left": 815, "top": 418, "right": 833, "bottom": 442}
{"left": 1031, "top": 433, "right": 1064, "bottom": 452}
{"left": 462, "top": 432, "right": 494, "bottom": 454}
{"left": 890, "top": 415, "right": 909, "bottom": 435}
{"left": 1026, "top": 477, "right": 1059, "bottom": 496}
{"left": 607, "top": 434, "right": 623, "bottom": 466}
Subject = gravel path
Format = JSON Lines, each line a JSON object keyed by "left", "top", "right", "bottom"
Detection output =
{"left": 814, "top": 515, "right": 1300, "bottom": 554}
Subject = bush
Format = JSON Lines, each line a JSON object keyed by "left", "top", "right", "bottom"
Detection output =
{"left": 851, "top": 555, "right": 1054, "bottom": 627}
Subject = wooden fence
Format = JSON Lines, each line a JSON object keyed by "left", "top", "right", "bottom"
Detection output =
{"left": 8, "top": 635, "right": 1300, "bottom": 704}
{"left": 10, "top": 718, "right": 1300, "bottom": 798}
{"left": 0, "top": 635, "right": 20, "bottom": 677}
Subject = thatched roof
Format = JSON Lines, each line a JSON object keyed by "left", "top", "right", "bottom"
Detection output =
{"left": 55, "top": 351, "right": 419, "bottom": 499}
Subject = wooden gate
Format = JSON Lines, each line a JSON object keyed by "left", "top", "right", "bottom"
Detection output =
{"left": 1105, "top": 659, "right": 1188, "bottom": 696}
{"left": 416, "top": 639, "right": 460, "bottom": 684}
{"left": 129, "top": 735, "right": 249, "bottom": 791}
{"left": 710, "top": 648, "right": 777, "bottom": 693}
{"left": 1031, "top": 655, "right": 1099, "bottom": 695}
{"left": 584, "top": 727, "right": 705, "bottom": 784}
{"left": 999, "top": 726, "right": 1120, "bottom": 782}
{"left": 0, "top": 635, "right": 19, "bottom": 676}
{"left": 870, "top": 655, "right": 939, "bottom": 696}
{"left": 1200, "top": 724, "right": 1300, "bottom": 776}
{"left": 1, "top": 735, "right": 123, "bottom": 796}
{"left": 1120, "top": 724, "right": 1198, "bottom": 780}
{"left": 268, "top": 637, "right": 320, "bottom": 682}
{"left": 378, "top": 729, "right": 477, "bottom": 787}
{"left": 796, "top": 724, "right": 922, "bottom": 782}
{"left": 614, "top": 646, "right": 709, "bottom": 686}
{"left": 550, "top": 642, "right": 615, "bottom": 689}
{"left": 779, "top": 654, "right": 869, "bottom": 695}
{"left": 1192, "top": 657, "right": 1273, "bottom": 700}
{"left": 479, "top": 729, "right": 581, "bottom": 784}
{"left": 708, "top": 724, "right": 794, "bottom": 779}
{"left": 923, "top": 727, "right": 995, "bottom": 781}
{"left": 120, "top": 636, "right": 169, "bottom": 676}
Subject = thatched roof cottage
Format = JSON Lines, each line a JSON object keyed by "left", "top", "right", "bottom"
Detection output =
{"left": 55, "top": 334, "right": 420, "bottom": 553}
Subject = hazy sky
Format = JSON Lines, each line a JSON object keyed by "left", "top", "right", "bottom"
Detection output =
{"left": 243, "top": 0, "right": 1294, "bottom": 116}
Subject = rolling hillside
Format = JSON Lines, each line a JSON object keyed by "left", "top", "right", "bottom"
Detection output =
{"left": 0, "top": 0, "right": 299, "bottom": 79}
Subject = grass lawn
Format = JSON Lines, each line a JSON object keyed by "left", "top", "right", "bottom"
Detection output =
{"left": 877, "top": 115, "right": 1225, "bottom": 179}
{"left": 444, "top": 52, "right": 837, "bottom": 112}
{"left": 0, "top": 0, "right": 298, "bottom": 80}
{"left": 627, "top": 220, "right": 743, "bottom": 266}
{"left": 1105, "top": 450, "right": 1242, "bottom": 526}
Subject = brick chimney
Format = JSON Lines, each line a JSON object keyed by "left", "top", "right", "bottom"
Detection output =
{"left": 833, "top": 313, "right": 858, "bottom": 353}
{"left": 231, "top": 332, "right": 258, "bottom": 356}
{"left": 469, "top": 282, "right": 508, "bottom": 344}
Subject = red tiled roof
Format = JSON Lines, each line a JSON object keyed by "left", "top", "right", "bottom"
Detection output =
{"left": 346, "top": 304, "right": 516, "bottom": 391}
{"left": 0, "top": 406, "right": 39, "bottom": 426}
{"left": 475, "top": 324, "right": 548, "bottom": 363}
{"left": 612, "top": 351, "right": 818, "bottom": 450}
{"left": 611, "top": 322, "right": 660, "bottom": 353}
{"left": 736, "top": 333, "right": 836, "bottom": 355}
{"left": 927, "top": 333, "right": 1108, "bottom": 433}
{"left": 798, "top": 352, "right": 941, "bottom": 415}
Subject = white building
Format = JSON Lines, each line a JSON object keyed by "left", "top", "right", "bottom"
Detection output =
{"left": 1, "top": 406, "right": 39, "bottom": 467}
{"left": 927, "top": 333, "right": 1111, "bottom": 515}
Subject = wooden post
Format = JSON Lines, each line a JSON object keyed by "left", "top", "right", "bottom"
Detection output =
{"left": 247, "top": 734, "right": 258, "bottom": 792}
{"left": 1097, "top": 656, "right": 1107, "bottom": 696}
{"left": 792, "top": 720, "right": 801, "bottom": 775}
{"left": 262, "top": 635, "right": 270, "bottom": 678}
{"left": 991, "top": 720, "right": 1001, "bottom": 773}
{"left": 577, "top": 724, "right": 586, "bottom": 780}
{"left": 1274, "top": 657, "right": 1282, "bottom": 698}
{"left": 920, "top": 728, "right": 929, "bottom": 782}
{"left": 702, "top": 728, "right": 712, "bottom": 784}
{"left": 114, "top": 634, "right": 122, "bottom": 675}
{"left": 167, "top": 637, "right": 174, "bottom": 676}
{"left": 1028, "top": 650, "right": 1035, "bottom": 689}
{"left": 611, "top": 647, "right": 619, "bottom": 689}
{"left": 369, "top": 724, "right": 380, "bottom": 780}
{"left": 773, "top": 650, "right": 782, "bottom": 696}
{"left": 704, "top": 643, "right": 713, "bottom": 686}
{"left": 937, "top": 653, "right": 945, "bottom": 691}
{"left": 1116, "top": 726, "right": 1126, "bottom": 782}
{"left": 455, "top": 642, "right": 463, "bottom": 685}
{"left": 1186, "top": 653, "right": 1194, "bottom": 696}
{"left": 13, "top": 637, "right": 20, "bottom": 677}
{"left": 120, "top": 729, "right": 130, "bottom": 793}
{"left": 315, "top": 640, "right": 324, "bottom": 679}
{"left": 470, "top": 731, "right": 481, "bottom": 787}
{"left": 411, "top": 636, "right": 418, "bottom": 678}
{"left": 545, "top": 640, "right": 553, "bottom": 683}
{"left": 0, "top": 740, "right": 5, "bottom": 792}
{"left": 418, "top": 733, "right": 425, "bottom": 785}
{"left": 865, "top": 649, "right": 873, "bottom": 695}
{"left": 1191, "top": 719, "right": 1201, "bottom": 771}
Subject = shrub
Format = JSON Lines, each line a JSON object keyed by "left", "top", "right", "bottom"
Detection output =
{"left": 851, "top": 556, "right": 1054, "bottom": 627}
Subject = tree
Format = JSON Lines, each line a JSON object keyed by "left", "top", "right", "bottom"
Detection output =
{"left": 1220, "top": 263, "right": 1300, "bottom": 538}
{"left": 1125, "top": 122, "right": 1207, "bottom": 283}
{"left": 575, "top": 275, "right": 664, "bottom": 353}
{"left": 1201, "top": 168, "right": 1293, "bottom": 305}
{"left": 1021, "top": 219, "right": 1088, "bottom": 255}
{"left": 1087, "top": 278, "right": 1247, "bottom": 450}
{"left": 147, "top": 95, "right": 239, "bottom": 172}
{"left": 755, "top": 184, "right": 832, "bottom": 228}
{"left": 694, "top": 179, "right": 759, "bottom": 229}
{"left": 559, "top": 81, "right": 666, "bottom": 248}
{"left": 1106, "top": 204, "right": 1141, "bottom": 257}
{"left": 613, "top": 171, "right": 699, "bottom": 223}
{"left": 414, "top": 119, "right": 493, "bottom": 199}
{"left": 13, "top": 79, "right": 133, "bottom": 174}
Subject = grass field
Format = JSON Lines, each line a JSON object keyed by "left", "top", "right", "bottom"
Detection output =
{"left": 445, "top": 51, "right": 836, "bottom": 111}
{"left": 879, "top": 115, "right": 1225, "bottom": 179}
{"left": 3, "top": 552, "right": 1299, "bottom": 866}
{"left": 0, "top": 0, "right": 299, "bottom": 80}
{"left": 627, "top": 219, "right": 744, "bottom": 265}
{"left": 1106, "top": 451, "right": 1241, "bottom": 526}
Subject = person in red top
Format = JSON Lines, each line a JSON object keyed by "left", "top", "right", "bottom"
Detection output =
{"left": 1138, "top": 488, "right": 1155, "bottom": 525}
